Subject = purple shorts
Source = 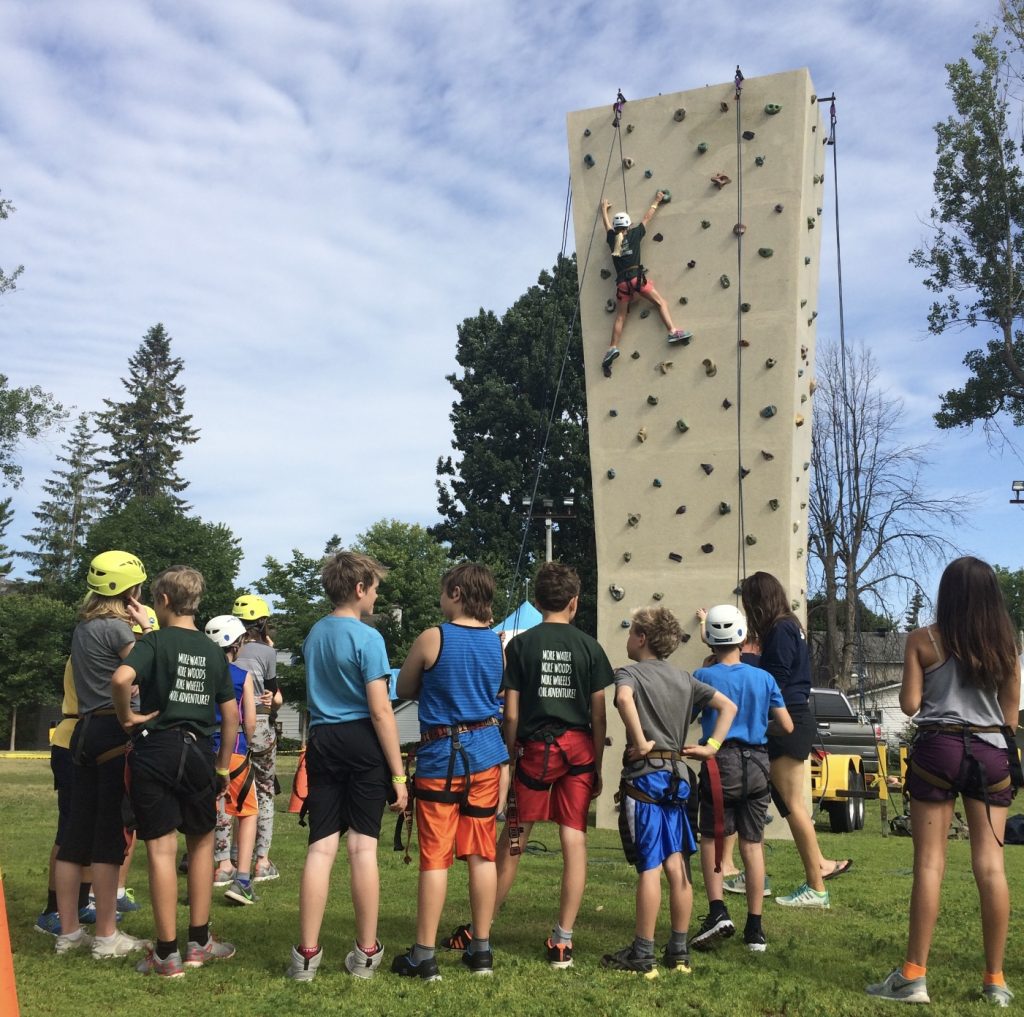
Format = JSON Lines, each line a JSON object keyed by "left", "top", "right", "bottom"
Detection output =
{"left": 906, "top": 730, "right": 1014, "bottom": 807}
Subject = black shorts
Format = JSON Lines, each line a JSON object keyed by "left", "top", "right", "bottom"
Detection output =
{"left": 51, "top": 744, "right": 74, "bottom": 846}
{"left": 305, "top": 719, "right": 390, "bottom": 844}
{"left": 128, "top": 728, "right": 218, "bottom": 841}
{"left": 767, "top": 704, "right": 816, "bottom": 761}
{"left": 56, "top": 714, "right": 129, "bottom": 867}
{"left": 698, "top": 743, "right": 770, "bottom": 843}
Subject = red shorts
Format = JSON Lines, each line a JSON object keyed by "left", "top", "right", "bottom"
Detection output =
{"left": 514, "top": 730, "right": 595, "bottom": 831}
{"left": 224, "top": 752, "right": 258, "bottom": 817}
{"left": 616, "top": 275, "right": 653, "bottom": 301}
{"left": 415, "top": 765, "right": 501, "bottom": 871}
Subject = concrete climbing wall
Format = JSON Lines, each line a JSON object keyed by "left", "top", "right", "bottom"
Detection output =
{"left": 566, "top": 69, "right": 824, "bottom": 830}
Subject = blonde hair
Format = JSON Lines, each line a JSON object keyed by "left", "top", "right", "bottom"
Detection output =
{"left": 321, "top": 551, "right": 388, "bottom": 607}
{"left": 631, "top": 606, "right": 683, "bottom": 660}
{"left": 78, "top": 590, "right": 137, "bottom": 623}
{"left": 151, "top": 566, "right": 205, "bottom": 617}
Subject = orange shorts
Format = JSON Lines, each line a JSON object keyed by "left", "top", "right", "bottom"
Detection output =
{"left": 224, "top": 752, "right": 258, "bottom": 818}
{"left": 414, "top": 765, "right": 501, "bottom": 871}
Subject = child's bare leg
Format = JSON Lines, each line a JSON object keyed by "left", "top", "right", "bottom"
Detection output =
{"left": 415, "top": 868, "right": 449, "bottom": 947}
{"left": 55, "top": 859, "right": 83, "bottom": 936}
{"left": 90, "top": 861, "right": 120, "bottom": 937}
{"left": 146, "top": 832, "right": 181, "bottom": 942}
{"left": 720, "top": 833, "right": 740, "bottom": 877}
{"left": 297, "top": 832, "right": 339, "bottom": 948}
{"left": 468, "top": 855, "right": 497, "bottom": 941}
{"left": 634, "top": 864, "right": 663, "bottom": 941}
{"left": 664, "top": 852, "right": 691, "bottom": 932}
{"left": 495, "top": 819, "right": 533, "bottom": 910}
{"left": 700, "top": 838, "right": 724, "bottom": 902}
{"left": 642, "top": 287, "right": 675, "bottom": 332}
{"left": 347, "top": 831, "right": 380, "bottom": 949}
{"left": 119, "top": 834, "right": 137, "bottom": 889}
{"left": 738, "top": 838, "right": 765, "bottom": 918}
{"left": 557, "top": 824, "right": 587, "bottom": 932}
{"left": 964, "top": 797, "right": 1009, "bottom": 976}
{"left": 184, "top": 829, "right": 215, "bottom": 929}
{"left": 213, "top": 796, "right": 233, "bottom": 874}
{"left": 235, "top": 815, "right": 257, "bottom": 880}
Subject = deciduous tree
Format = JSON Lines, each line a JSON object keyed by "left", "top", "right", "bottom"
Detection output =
{"left": 0, "top": 374, "right": 67, "bottom": 489}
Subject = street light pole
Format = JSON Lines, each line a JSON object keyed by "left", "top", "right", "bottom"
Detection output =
{"left": 522, "top": 492, "right": 575, "bottom": 563}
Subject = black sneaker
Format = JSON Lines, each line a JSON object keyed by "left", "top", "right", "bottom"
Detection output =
{"left": 744, "top": 928, "right": 767, "bottom": 953}
{"left": 691, "top": 913, "right": 734, "bottom": 951}
{"left": 661, "top": 945, "right": 692, "bottom": 973}
{"left": 441, "top": 923, "right": 472, "bottom": 951}
{"left": 600, "top": 945, "right": 657, "bottom": 978}
{"left": 545, "top": 937, "right": 573, "bottom": 970}
{"left": 391, "top": 950, "right": 442, "bottom": 982}
{"left": 461, "top": 948, "right": 494, "bottom": 976}
{"left": 602, "top": 347, "right": 621, "bottom": 368}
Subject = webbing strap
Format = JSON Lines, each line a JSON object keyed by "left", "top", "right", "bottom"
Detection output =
{"left": 229, "top": 752, "right": 256, "bottom": 812}
{"left": 705, "top": 755, "right": 726, "bottom": 873}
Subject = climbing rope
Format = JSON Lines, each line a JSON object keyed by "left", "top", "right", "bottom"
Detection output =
{"left": 613, "top": 90, "right": 629, "bottom": 216}
{"left": 733, "top": 66, "right": 749, "bottom": 597}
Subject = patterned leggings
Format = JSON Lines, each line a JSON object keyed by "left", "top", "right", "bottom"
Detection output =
{"left": 249, "top": 718, "right": 278, "bottom": 860}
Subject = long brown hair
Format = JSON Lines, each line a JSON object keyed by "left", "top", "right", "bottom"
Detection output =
{"left": 935, "top": 556, "right": 1018, "bottom": 691}
{"left": 741, "top": 571, "right": 803, "bottom": 643}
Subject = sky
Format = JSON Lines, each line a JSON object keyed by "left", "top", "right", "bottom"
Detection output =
{"left": 0, "top": 0, "right": 1016, "bottom": 610}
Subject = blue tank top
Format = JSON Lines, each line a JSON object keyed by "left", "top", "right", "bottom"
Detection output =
{"left": 213, "top": 662, "right": 249, "bottom": 755}
{"left": 415, "top": 623, "right": 507, "bottom": 778}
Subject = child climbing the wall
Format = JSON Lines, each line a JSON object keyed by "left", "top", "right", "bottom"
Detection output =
{"left": 601, "top": 190, "right": 692, "bottom": 374}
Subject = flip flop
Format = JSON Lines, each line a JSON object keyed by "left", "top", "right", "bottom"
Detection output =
{"left": 823, "top": 859, "right": 853, "bottom": 881}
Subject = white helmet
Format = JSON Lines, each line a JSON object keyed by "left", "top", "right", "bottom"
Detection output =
{"left": 703, "top": 604, "right": 747, "bottom": 646}
{"left": 205, "top": 614, "right": 247, "bottom": 650}
{"left": 612, "top": 212, "right": 631, "bottom": 229}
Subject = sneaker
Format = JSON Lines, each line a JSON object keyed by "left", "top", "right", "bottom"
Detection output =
{"left": 253, "top": 861, "right": 280, "bottom": 882}
{"left": 286, "top": 945, "right": 322, "bottom": 982}
{"left": 177, "top": 853, "right": 189, "bottom": 874}
{"left": 775, "top": 883, "right": 830, "bottom": 909}
{"left": 602, "top": 347, "right": 621, "bottom": 368}
{"left": 461, "top": 948, "right": 494, "bottom": 976}
{"left": 345, "top": 940, "right": 384, "bottom": 979}
{"left": 866, "top": 968, "right": 930, "bottom": 1004}
{"left": 391, "top": 950, "right": 442, "bottom": 981}
{"left": 92, "top": 930, "right": 150, "bottom": 959}
{"left": 136, "top": 948, "right": 185, "bottom": 978}
{"left": 184, "top": 935, "right": 236, "bottom": 967}
{"left": 212, "top": 867, "right": 236, "bottom": 888}
{"left": 34, "top": 911, "right": 62, "bottom": 937}
{"left": 667, "top": 329, "right": 694, "bottom": 345}
{"left": 442, "top": 922, "right": 472, "bottom": 951}
{"left": 744, "top": 928, "right": 767, "bottom": 953}
{"left": 77, "top": 901, "right": 123, "bottom": 925}
{"left": 984, "top": 983, "right": 1014, "bottom": 1007}
{"left": 661, "top": 945, "right": 692, "bottom": 973}
{"left": 224, "top": 879, "right": 258, "bottom": 906}
{"left": 600, "top": 945, "right": 658, "bottom": 978}
{"left": 545, "top": 937, "right": 574, "bottom": 970}
{"left": 723, "top": 872, "right": 772, "bottom": 898}
{"left": 692, "top": 913, "right": 735, "bottom": 951}
{"left": 55, "top": 928, "right": 94, "bottom": 954}
{"left": 116, "top": 888, "right": 141, "bottom": 913}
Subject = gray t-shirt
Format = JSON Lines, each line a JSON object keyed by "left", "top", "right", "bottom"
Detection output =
{"left": 614, "top": 659, "right": 716, "bottom": 778}
{"left": 70, "top": 617, "right": 135, "bottom": 714}
{"left": 235, "top": 640, "right": 277, "bottom": 698}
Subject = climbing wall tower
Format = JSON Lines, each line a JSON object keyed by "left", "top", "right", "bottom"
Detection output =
{"left": 567, "top": 69, "right": 825, "bottom": 830}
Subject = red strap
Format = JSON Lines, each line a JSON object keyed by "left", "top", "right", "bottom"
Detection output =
{"left": 705, "top": 755, "right": 725, "bottom": 872}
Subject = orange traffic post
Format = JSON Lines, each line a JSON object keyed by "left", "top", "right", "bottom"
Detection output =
{"left": 288, "top": 748, "right": 308, "bottom": 814}
{"left": 0, "top": 870, "right": 20, "bottom": 1017}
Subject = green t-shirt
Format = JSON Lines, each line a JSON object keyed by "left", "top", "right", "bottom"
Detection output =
{"left": 125, "top": 627, "right": 235, "bottom": 737}
{"left": 504, "top": 622, "right": 615, "bottom": 740}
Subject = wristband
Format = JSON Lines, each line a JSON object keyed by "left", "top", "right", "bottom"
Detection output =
{"left": 391, "top": 774, "right": 408, "bottom": 784}
{"left": 216, "top": 767, "right": 230, "bottom": 777}
{"left": 706, "top": 737, "right": 722, "bottom": 751}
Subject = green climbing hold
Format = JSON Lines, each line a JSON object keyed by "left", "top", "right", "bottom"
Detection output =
{"left": 584, "top": 154, "right": 595, "bottom": 167}
{"left": 605, "top": 299, "right": 615, "bottom": 312}
{"left": 674, "top": 108, "right": 686, "bottom": 122}
{"left": 652, "top": 592, "right": 664, "bottom": 601}
{"left": 601, "top": 268, "right": 611, "bottom": 279}
{"left": 697, "top": 142, "right": 708, "bottom": 154}
{"left": 626, "top": 123, "right": 634, "bottom": 133}
{"left": 676, "top": 419, "right": 689, "bottom": 433}
{"left": 628, "top": 512, "right": 641, "bottom": 527}
{"left": 678, "top": 296, "right": 688, "bottom": 305}
{"left": 758, "top": 248, "right": 774, "bottom": 258}
{"left": 652, "top": 478, "right": 662, "bottom": 487}
{"left": 755, "top": 155, "right": 766, "bottom": 166}
{"left": 720, "top": 275, "right": 730, "bottom": 289}
{"left": 740, "top": 302, "right": 751, "bottom": 312}
{"left": 621, "top": 619, "right": 631, "bottom": 628}
{"left": 660, "top": 189, "right": 671, "bottom": 202}
{"left": 720, "top": 101, "right": 729, "bottom": 112}
{"left": 609, "top": 408, "right": 618, "bottom": 416}
{"left": 584, "top": 128, "right": 591, "bottom": 137}
{"left": 768, "top": 498, "right": 780, "bottom": 511}
{"left": 800, "top": 298, "right": 807, "bottom": 307}
{"left": 760, "top": 405, "right": 777, "bottom": 418}
{"left": 805, "top": 256, "right": 811, "bottom": 265}
{"left": 644, "top": 169, "right": 652, "bottom": 178}
{"left": 719, "top": 502, "right": 731, "bottom": 515}
{"left": 631, "top": 350, "right": 641, "bottom": 359}
{"left": 745, "top": 534, "right": 757, "bottom": 546}
{"left": 765, "top": 103, "right": 782, "bottom": 115}
{"left": 647, "top": 394, "right": 658, "bottom": 405}
{"left": 623, "top": 551, "right": 632, "bottom": 562}
{"left": 807, "top": 216, "right": 816, "bottom": 229}
{"left": 639, "top": 309, "right": 650, "bottom": 318}
{"left": 703, "top": 358, "right": 717, "bottom": 377}
{"left": 701, "top": 220, "right": 711, "bottom": 230}
{"left": 765, "top": 358, "right": 776, "bottom": 369}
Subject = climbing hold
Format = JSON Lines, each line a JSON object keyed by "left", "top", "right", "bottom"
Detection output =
{"left": 609, "top": 584, "right": 625, "bottom": 602}
{"left": 761, "top": 450, "right": 774, "bottom": 461}
{"left": 680, "top": 633, "right": 691, "bottom": 643}
{"left": 804, "top": 256, "right": 811, "bottom": 265}
{"left": 609, "top": 408, "right": 618, "bottom": 417}
{"left": 807, "top": 216, "right": 816, "bottom": 230}
{"left": 700, "top": 463, "right": 714, "bottom": 476}
{"left": 740, "top": 302, "right": 751, "bottom": 312}
{"left": 738, "top": 338, "right": 750, "bottom": 348}
{"left": 742, "top": 130, "right": 755, "bottom": 140}
{"left": 701, "top": 543, "right": 714, "bottom": 554}
{"left": 640, "top": 309, "right": 651, "bottom": 318}
{"left": 810, "top": 310, "right": 818, "bottom": 320}
{"left": 796, "top": 547, "right": 804, "bottom": 558}
{"left": 720, "top": 101, "right": 729, "bottom": 112}
{"left": 621, "top": 619, "right": 631, "bottom": 628}
{"left": 710, "top": 172, "right": 731, "bottom": 189}
{"left": 795, "top": 414, "right": 805, "bottom": 427}
{"left": 813, "top": 174, "right": 823, "bottom": 184}
{"left": 765, "top": 103, "right": 782, "bottom": 115}
{"left": 652, "top": 478, "right": 662, "bottom": 487}
{"left": 623, "top": 551, "right": 632, "bottom": 562}
{"left": 636, "top": 427, "right": 647, "bottom": 442}
{"left": 722, "top": 398, "right": 732, "bottom": 409}
{"left": 719, "top": 275, "right": 730, "bottom": 289}
{"left": 701, "top": 219, "right": 711, "bottom": 229}
{"left": 800, "top": 345, "right": 808, "bottom": 359}
{"left": 674, "top": 108, "right": 687, "bottom": 122}
{"left": 626, "top": 123, "right": 634, "bottom": 133}
{"left": 687, "top": 259, "right": 696, "bottom": 269}
{"left": 793, "top": 523, "right": 799, "bottom": 534}
{"left": 607, "top": 468, "right": 616, "bottom": 479}
{"left": 732, "top": 585, "right": 743, "bottom": 596}
{"left": 745, "top": 534, "right": 757, "bottom": 546}
{"left": 758, "top": 248, "right": 774, "bottom": 258}
{"left": 800, "top": 393, "right": 807, "bottom": 404}
{"left": 697, "top": 142, "right": 708, "bottom": 154}
{"left": 800, "top": 501, "right": 807, "bottom": 510}
{"left": 647, "top": 394, "right": 659, "bottom": 407}
{"left": 774, "top": 203, "right": 784, "bottom": 213}
{"left": 800, "top": 298, "right": 807, "bottom": 307}
{"left": 660, "top": 190, "right": 671, "bottom": 202}
{"left": 675, "top": 504, "right": 686, "bottom": 514}
{"left": 768, "top": 499, "right": 780, "bottom": 511}
{"left": 676, "top": 419, "right": 689, "bottom": 433}
{"left": 809, "top": 378, "right": 817, "bottom": 394}
{"left": 703, "top": 358, "right": 718, "bottom": 377}
{"left": 817, "top": 206, "right": 823, "bottom": 215}
{"left": 668, "top": 552, "right": 683, "bottom": 563}
{"left": 623, "top": 157, "right": 634, "bottom": 169}
{"left": 810, "top": 94, "right": 817, "bottom": 103}
{"left": 719, "top": 502, "right": 731, "bottom": 515}
{"left": 584, "top": 154, "right": 595, "bottom": 167}
{"left": 765, "top": 358, "right": 776, "bottom": 369}
{"left": 740, "top": 466, "right": 751, "bottom": 479}
{"left": 678, "top": 296, "right": 688, "bottom": 305}
{"left": 760, "top": 405, "right": 777, "bottom": 418}
{"left": 803, "top": 461, "right": 810, "bottom": 471}
{"left": 652, "top": 592, "right": 664, "bottom": 601}
{"left": 755, "top": 155, "right": 766, "bottom": 166}
{"left": 733, "top": 223, "right": 746, "bottom": 236}
{"left": 656, "top": 361, "right": 673, "bottom": 374}
{"left": 644, "top": 168, "right": 652, "bottom": 178}
{"left": 600, "top": 268, "right": 611, "bottom": 279}
{"left": 583, "top": 128, "right": 591, "bottom": 137}
{"left": 652, "top": 233, "right": 663, "bottom": 243}
{"left": 628, "top": 512, "right": 641, "bottom": 527}
{"left": 605, "top": 299, "right": 616, "bottom": 313}
{"left": 797, "top": 368, "right": 804, "bottom": 377}
{"left": 631, "top": 350, "right": 641, "bottom": 360}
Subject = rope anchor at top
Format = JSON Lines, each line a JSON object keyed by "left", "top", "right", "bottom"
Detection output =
{"left": 612, "top": 89, "right": 626, "bottom": 126}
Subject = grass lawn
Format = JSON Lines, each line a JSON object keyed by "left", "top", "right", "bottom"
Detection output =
{"left": 3, "top": 754, "right": 1023, "bottom": 1017}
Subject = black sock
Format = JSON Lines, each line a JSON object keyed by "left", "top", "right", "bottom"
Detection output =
{"left": 46, "top": 890, "right": 58, "bottom": 913}
{"left": 156, "top": 939, "right": 178, "bottom": 960}
{"left": 188, "top": 923, "right": 209, "bottom": 946}
{"left": 78, "top": 882, "right": 91, "bottom": 909}
{"left": 744, "top": 913, "right": 763, "bottom": 936}
{"left": 709, "top": 899, "right": 729, "bottom": 920}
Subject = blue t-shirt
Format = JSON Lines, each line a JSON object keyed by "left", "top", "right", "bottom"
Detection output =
{"left": 303, "top": 615, "right": 392, "bottom": 727}
{"left": 695, "top": 661, "right": 784, "bottom": 746}
{"left": 415, "top": 623, "right": 508, "bottom": 778}
{"left": 214, "top": 661, "right": 249, "bottom": 754}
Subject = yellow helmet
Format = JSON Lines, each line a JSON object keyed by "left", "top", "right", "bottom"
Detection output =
{"left": 232, "top": 594, "right": 270, "bottom": 621}
{"left": 87, "top": 551, "right": 147, "bottom": 597}
{"left": 131, "top": 606, "right": 160, "bottom": 634}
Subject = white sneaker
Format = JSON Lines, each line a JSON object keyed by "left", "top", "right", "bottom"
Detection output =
{"left": 866, "top": 968, "right": 930, "bottom": 1004}
{"left": 55, "top": 928, "right": 94, "bottom": 954}
{"left": 286, "top": 945, "right": 323, "bottom": 982}
{"left": 92, "top": 929, "right": 151, "bottom": 959}
{"left": 345, "top": 940, "right": 384, "bottom": 979}
{"left": 774, "top": 883, "right": 830, "bottom": 909}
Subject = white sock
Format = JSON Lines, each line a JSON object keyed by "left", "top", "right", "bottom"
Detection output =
{"left": 117, "top": 887, "right": 126, "bottom": 897}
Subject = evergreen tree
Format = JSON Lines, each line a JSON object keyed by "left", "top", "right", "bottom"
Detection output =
{"left": 21, "top": 412, "right": 103, "bottom": 590}
{"left": 0, "top": 497, "right": 13, "bottom": 576}
{"left": 97, "top": 323, "right": 199, "bottom": 507}
{"left": 904, "top": 589, "right": 926, "bottom": 632}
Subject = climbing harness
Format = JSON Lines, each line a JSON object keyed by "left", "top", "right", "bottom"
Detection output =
{"left": 514, "top": 728, "right": 596, "bottom": 793}
{"left": 505, "top": 775, "right": 523, "bottom": 856}
{"left": 72, "top": 709, "right": 129, "bottom": 766}
{"left": 227, "top": 750, "right": 257, "bottom": 814}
